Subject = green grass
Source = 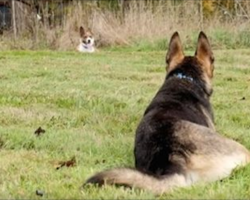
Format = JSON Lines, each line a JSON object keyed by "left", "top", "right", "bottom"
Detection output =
{"left": 1, "top": 48, "right": 250, "bottom": 199}
{"left": 104, "top": 29, "right": 250, "bottom": 53}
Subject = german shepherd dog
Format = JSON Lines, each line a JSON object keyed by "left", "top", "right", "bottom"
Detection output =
{"left": 84, "top": 32, "right": 250, "bottom": 195}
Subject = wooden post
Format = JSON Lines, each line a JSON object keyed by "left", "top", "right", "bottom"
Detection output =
{"left": 199, "top": 0, "right": 204, "bottom": 30}
{"left": 12, "top": 0, "right": 17, "bottom": 39}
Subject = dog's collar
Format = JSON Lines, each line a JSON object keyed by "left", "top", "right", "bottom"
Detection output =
{"left": 172, "top": 72, "right": 194, "bottom": 82}
{"left": 82, "top": 44, "right": 91, "bottom": 49}
{"left": 79, "top": 43, "right": 95, "bottom": 53}
{"left": 170, "top": 72, "right": 211, "bottom": 96}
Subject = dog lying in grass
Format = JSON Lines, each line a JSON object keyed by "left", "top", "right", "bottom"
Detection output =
{"left": 84, "top": 32, "right": 250, "bottom": 195}
{"left": 77, "top": 26, "right": 95, "bottom": 53}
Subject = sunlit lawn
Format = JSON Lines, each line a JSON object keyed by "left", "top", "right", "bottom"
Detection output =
{"left": 1, "top": 48, "right": 250, "bottom": 199}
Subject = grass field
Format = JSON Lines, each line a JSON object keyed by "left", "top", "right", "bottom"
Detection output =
{"left": 1, "top": 48, "right": 250, "bottom": 199}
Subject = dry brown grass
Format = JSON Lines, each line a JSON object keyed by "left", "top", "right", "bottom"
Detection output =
{"left": 1, "top": 0, "right": 250, "bottom": 51}
{"left": 58, "top": 0, "right": 203, "bottom": 49}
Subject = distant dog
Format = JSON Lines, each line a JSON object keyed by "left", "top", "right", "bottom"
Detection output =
{"left": 77, "top": 26, "right": 95, "bottom": 53}
{"left": 84, "top": 32, "right": 250, "bottom": 195}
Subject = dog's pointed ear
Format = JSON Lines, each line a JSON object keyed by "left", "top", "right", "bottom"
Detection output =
{"left": 79, "top": 26, "right": 85, "bottom": 37}
{"left": 166, "top": 32, "right": 184, "bottom": 73}
{"left": 195, "top": 31, "right": 214, "bottom": 78}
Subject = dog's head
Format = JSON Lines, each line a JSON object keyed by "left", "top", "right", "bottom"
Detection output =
{"left": 79, "top": 26, "right": 95, "bottom": 47}
{"left": 166, "top": 32, "right": 214, "bottom": 95}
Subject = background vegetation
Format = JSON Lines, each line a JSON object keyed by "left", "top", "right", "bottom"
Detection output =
{"left": 1, "top": 0, "right": 250, "bottom": 50}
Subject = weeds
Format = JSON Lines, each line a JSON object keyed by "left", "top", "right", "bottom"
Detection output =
{"left": 1, "top": 0, "right": 250, "bottom": 50}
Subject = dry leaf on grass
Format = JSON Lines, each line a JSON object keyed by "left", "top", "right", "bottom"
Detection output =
{"left": 55, "top": 156, "right": 76, "bottom": 170}
{"left": 34, "top": 127, "right": 46, "bottom": 136}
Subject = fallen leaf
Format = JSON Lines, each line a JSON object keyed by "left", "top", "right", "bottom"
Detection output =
{"left": 34, "top": 127, "right": 46, "bottom": 136}
{"left": 56, "top": 156, "right": 76, "bottom": 170}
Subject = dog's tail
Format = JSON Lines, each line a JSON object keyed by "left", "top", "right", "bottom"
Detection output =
{"left": 84, "top": 167, "right": 188, "bottom": 195}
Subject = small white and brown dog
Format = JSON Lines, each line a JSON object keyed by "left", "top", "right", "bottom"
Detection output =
{"left": 77, "top": 26, "right": 95, "bottom": 53}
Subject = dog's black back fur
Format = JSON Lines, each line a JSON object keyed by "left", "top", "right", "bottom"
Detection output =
{"left": 134, "top": 57, "right": 214, "bottom": 177}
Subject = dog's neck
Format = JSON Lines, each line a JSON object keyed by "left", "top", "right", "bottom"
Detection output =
{"left": 169, "top": 71, "right": 211, "bottom": 96}
{"left": 78, "top": 43, "right": 95, "bottom": 53}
